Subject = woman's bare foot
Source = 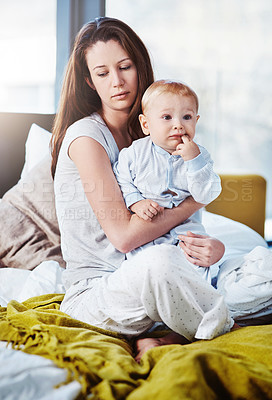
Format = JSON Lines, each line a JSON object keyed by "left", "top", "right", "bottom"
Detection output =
{"left": 135, "top": 332, "right": 190, "bottom": 363}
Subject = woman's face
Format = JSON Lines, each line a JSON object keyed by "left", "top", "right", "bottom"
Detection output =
{"left": 86, "top": 40, "right": 138, "bottom": 115}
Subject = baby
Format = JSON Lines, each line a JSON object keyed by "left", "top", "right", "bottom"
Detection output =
{"left": 114, "top": 80, "right": 221, "bottom": 281}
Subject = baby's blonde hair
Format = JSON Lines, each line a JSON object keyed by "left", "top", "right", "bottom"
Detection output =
{"left": 141, "top": 79, "right": 199, "bottom": 114}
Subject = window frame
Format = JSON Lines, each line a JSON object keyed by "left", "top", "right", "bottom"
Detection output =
{"left": 55, "top": 0, "right": 105, "bottom": 108}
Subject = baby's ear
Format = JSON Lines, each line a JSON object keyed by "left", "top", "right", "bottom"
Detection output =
{"left": 139, "top": 114, "right": 150, "bottom": 136}
{"left": 196, "top": 115, "right": 200, "bottom": 123}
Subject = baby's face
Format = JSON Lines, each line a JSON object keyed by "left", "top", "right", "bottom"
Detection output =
{"left": 142, "top": 92, "right": 199, "bottom": 153}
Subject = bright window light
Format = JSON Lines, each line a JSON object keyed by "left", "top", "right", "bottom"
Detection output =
{"left": 0, "top": 0, "right": 56, "bottom": 113}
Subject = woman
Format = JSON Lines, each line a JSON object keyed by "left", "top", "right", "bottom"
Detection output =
{"left": 51, "top": 17, "right": 236, "bottom": 361}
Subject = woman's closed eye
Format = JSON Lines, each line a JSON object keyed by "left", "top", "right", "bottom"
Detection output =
{"left": 97, "top": 65, "right": 132, "bottom": 77}
{"left": 97, "top": 70, "right": 108, "bottom": 77}
{"left": 120, "top": 64, "right": 131, "bottom": 71}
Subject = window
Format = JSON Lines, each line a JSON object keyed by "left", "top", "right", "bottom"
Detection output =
{"left": 0, "top": 0, "right": 56, "bottom": 113}
{"left": 106, "top": 0, "right": 272, "bottom": 240}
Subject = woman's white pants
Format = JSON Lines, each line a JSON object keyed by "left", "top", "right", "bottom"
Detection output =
{"left": 60, "top": 244, "right": 233, "bottom": 341}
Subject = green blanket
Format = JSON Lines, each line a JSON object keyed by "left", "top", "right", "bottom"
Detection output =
{"left": 1, "top": 294, "right": 272, "bottom": 399}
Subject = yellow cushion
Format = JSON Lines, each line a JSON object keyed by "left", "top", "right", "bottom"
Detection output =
{"left": 205, "top": 174, "right": 266, "bottom": 237}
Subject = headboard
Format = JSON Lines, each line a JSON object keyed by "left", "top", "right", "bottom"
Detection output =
{"left": 206, "top": 174, "right": 266, "bottom": 238}
{"left": 0, "top": 112, "right": 55, "bottom": 197}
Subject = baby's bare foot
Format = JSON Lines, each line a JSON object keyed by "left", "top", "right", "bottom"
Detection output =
{"left": 135, "top": 332, "right": 190, "bottom": 363}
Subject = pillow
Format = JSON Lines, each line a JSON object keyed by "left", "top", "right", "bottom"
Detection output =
{"left": 20, "top": 123, "right": 51, "bottom": 179}
{"left": 0, "top": 155, "right": 65, "bottom": 270}
{"left": 203, "top": 210, "right": 267, "bottom": 258}
{"left": 203, "top": 210, "right": 268, "bottom": 280}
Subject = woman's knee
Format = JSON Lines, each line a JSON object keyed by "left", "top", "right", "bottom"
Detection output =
{"left": 144, "top": 243, "right": 181, "bottom": 262}
{"left": 141, "top": 244, "right": 185, "bottom": 280}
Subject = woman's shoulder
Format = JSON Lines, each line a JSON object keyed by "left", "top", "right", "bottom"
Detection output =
{"left": 64, "top": 113, "right": 118, "bottom": 164}
{"left": 67, "top": 112, "right": 106, "bottom": 136}
{"left": 64, "top": 112, "right": 112, "bottom": 148}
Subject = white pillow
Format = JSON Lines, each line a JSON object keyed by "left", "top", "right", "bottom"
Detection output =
{"left": 203, "top": 210, "right": 268, "bottom": 279}
{"left": 203, "top": 210, "right": 267, "bottom": 257}
{"left": 20, "top": 123, "right": 52, "bottom": 179}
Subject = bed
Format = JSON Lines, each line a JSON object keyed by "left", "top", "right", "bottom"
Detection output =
{"left": 0, "top": 112, "right": 272, "bottom": 400}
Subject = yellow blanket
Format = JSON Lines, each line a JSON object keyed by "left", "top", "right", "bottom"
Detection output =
{"left": 1, "top": 294, "right": 272, "bottom": 399}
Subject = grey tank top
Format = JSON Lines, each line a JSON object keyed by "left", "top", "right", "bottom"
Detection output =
{"left": 54, "top": 113, "right": 126, "bottom": 289}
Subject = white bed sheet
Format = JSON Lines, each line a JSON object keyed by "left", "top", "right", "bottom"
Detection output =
{"left": 0, "top": 342, "right": 81, "bottom": 400}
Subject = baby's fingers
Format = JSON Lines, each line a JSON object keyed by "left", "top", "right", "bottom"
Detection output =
{"left": 150, "top": 202, "right": 164, "bottom": 214}
{"left": 140, "top": 211, "right": 152, "bottom": 221}
{"left": 146, "top": 203, "right": 162, "bottom": 219}
{"left": 142, "top": 203, "right": 163, "bottom": 221}
{"left": 180, "top": 134, "right": 190, "bottom": 144}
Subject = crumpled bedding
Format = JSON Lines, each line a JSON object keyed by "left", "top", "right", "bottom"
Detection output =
{"left": 0, "top": 342, "right": 81, "bottom": 400}
{"left": 1, "top": 294, "right": 272, "bottom": 400}
{"left": 0, "top": 260, "right": 65, "bottom": 307}
{"left": 217, "top": 246, "right": 272, "bottom": 323}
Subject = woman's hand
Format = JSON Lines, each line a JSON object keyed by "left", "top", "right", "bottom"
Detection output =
{"left": 178, "top": 231, "right": 225, "bottom": 267}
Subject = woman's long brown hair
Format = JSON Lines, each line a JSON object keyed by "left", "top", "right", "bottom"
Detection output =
{"left": 50, "top": 17, "right": 154, "bottom": 178}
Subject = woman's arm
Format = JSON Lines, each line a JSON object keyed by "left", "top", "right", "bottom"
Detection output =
{"left": 69, "top": 137, "right": 203, "bottom": 253}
